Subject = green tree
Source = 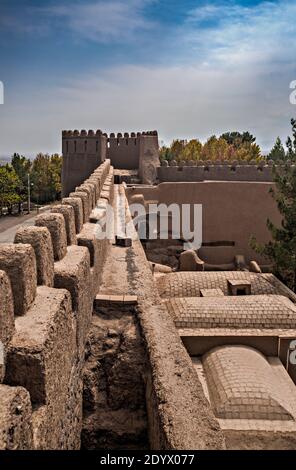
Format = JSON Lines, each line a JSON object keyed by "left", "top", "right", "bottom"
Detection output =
{"left": 49, "top": 154, "right": 62, "bottom": 199}
{"left": 286, "top": 118, "right": 296, "bottom": 161}
{"left": 160, "top": 130, "right": 262, "bottom": 163}
{"left": 250, "top": 163, "right": 296, "bottom": 291}
{"left": 181, "top": 139, "right": 202, "bottom": 161}
{"left": 201, "top": 136, "right": 233, "bottom": 161}
{"left": 221, "top": 131, "right": 256, "bottom": 148}
{"left": 31, "top": 153, "right": 62, "bottom": 204}
{"left": 159, "top": 145, "right": 172, "bottom": 162}
{"left": 11, "top": 153, "right": 32, "bottom": 212}
{"left": 268, "top": 137, "right": 286, "bottom": 162}
{"left": 170, "top": 140, "right": 186, "bottom": 161}
{"left": 234, "top": 141, "right": 261, "bottom": 161}
{"left": 0, "top": 166, "right": 21, "bottom": 215}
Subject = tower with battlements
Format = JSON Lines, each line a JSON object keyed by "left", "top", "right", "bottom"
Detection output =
{"left": 62, "top": 129, "right": 159, "bottom": 196}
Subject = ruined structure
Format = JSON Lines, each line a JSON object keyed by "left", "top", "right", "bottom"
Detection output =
{"left": 0, "top": 129, "right": 296, "bottom": 450}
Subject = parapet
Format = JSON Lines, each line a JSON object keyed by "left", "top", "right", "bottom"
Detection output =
{"left": 62, "top": 129, "right": 104, "bottom": 138}
{"left": 50, "top": 205, "right": 77, "bottom": 246}
{"left": 35, "top": 213, "right": 67, "bottom": 261}
{"left": 0, "top": 244, "right": 37, "bottom": 316}
{"left": 0, "top": 270, "right": 14, "bottom": 382}
{"left": 14, "top": 226, "right": 54, "bottom": 287}
{"left": 0, "top": 158, "right": 114, "bottom": 449}
{"left": 157, "top": 160, "right": 295, "bottom": 183}
{"left": 62, "top": 129, "right": 158, "bottom": 147}
{"left": 105, "top": 130, "right": 158, "bottom": 140}
{"left": 62, "top": 129, "right": 107, "bottom": 157}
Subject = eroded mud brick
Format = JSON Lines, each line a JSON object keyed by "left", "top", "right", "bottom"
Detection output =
{"left": 54, "top": 246, "right": 92, "bottom": 356}
{"left": 85, "top": 178, "right": 100, "bottom": 202}
{"left": 77, "top": 223, "right": 108, "bottom": 296}
{"left": 0, "top": 384, "right": 33, "bottom": 450}
{"left": 69, "top": 191, "right": 90, "bottom": 223}
{"left": 5, "top": 286, "right": 75, "bottom": 405}
{"left": 0, "top": 271, "right": 15, "bottom": 382}
{"left": 62, "top": 197, "right": 84, "bottom": 234}
{"left": 51, "top": 205, "right": 77, "bottom": 246}
{"left": 0, "top": 244, "right": 37, "bottom": 316}
{"left": 14, "top": 226, "right": 54, "bottom": 287}
{"left": 35, "top": 213, "right": 67, "bottom": 261}
{"left": 76, "top": 184, "right": 96, "bottom": 209}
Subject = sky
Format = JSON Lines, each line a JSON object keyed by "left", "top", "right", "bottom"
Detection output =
{"left": 0, "top": 0, "right": 295, "bottom": 157}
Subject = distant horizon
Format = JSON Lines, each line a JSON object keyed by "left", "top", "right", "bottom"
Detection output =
{"left": 0, "top": 126, "right": 287, "bottom": 160}
{"left": 0, "top": 130, "right": 274, "bottom": 162}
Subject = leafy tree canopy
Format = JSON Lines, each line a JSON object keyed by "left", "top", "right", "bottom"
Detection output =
{"left": 286, "top": 118, "right": 296, "bottom": 161}
{"left": 0, "top": 166, "right": 21, "bottom": 214}
{"left": 220, "top": 131, "right": 256, "bottom": 148}
{"left": 250, "top": 119, "right": 296, "bottom": 291}
{"left": 159, "top": 132, "right": 261, "bottom": 163}
{"left": 268, "top": 137, "right": 286, "bottom": 162}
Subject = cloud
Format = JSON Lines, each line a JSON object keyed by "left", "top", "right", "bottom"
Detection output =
{"left": 0, "top": 58, "right": 293, "bottom": 156}
{"left": 0, "top": 0, "right": 295, "bottom": 156}
{"left": 0, "top": 0, "right": 156, "bottom": 43}
{"left": 187, "top": 2, "right": 254, "bottom": 22}
{"left": 42, "top": 0, "right": 156, "bottom": 43}
{"left": 184, "top": 1, "right": 296, "bottom": 67}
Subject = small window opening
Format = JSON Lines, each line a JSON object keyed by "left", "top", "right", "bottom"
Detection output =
{"left": 236, "top": 288, "right": 246, "bottom": 296}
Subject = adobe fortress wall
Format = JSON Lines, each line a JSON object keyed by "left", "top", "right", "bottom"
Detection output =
{"left": 127, "top": 180, "right": 281, "bottom": 265}
{"left": 157, "top": 160, "right": 294, "bottom": 183}
{"left": 0, "top": 154, "right": 225, "bottom": 450}
{"left": 62, "top": 130, "right": 160, "bottom": 195}
{"left": 0, "top": 159, "right": 113, "bottom": 449}
{"left": 62, "top": 130, "right": 108, "bottom": 197}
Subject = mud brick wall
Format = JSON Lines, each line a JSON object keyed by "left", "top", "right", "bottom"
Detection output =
{"left": 157, "top": 160, "right": 295, "bottom": 183}
{"left": 62, "top": 130, "right": 107, "bottom": 197}
{"left": 0, "top": 157, "right": 226, "bottom": 451}
{"left": 127, "top": 180, "right": 281, "bottom": 265}
{"left": 0, "top": 160, "right": 114, "bottom": 450}
{"left": 62, "top": 130, "right": 159, "bottom": 189}
{"left": 117, "top": 185, "right": 225, "bottom": 450}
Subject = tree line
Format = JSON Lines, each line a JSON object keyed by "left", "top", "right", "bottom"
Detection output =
{"left": 0, "top": 153, "right": 62, "bottom": 216}
{"left": 160, "top": 118, "right": 296, "bottom": 163}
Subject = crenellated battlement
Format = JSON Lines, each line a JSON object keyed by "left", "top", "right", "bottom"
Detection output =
{"left": 0, "top": 159, "right": 114, "bottom": 450}
{"left": 106, "top": 130, "right": 158, "bottom": 139}
{"left": 161, "top": 158, "right": 293, "bottom": 167}
{"left": 157, "top": 159, "right": 295, "bottom": 182}
{"left": 62, "top": 129, "right": 159, "bottom": 187}
{"left": 62, "top": 129, "right": 157, "bottom": 140}
{"left": 62, "top": 129, "right": 104, "bottom": 138}
{"left": 0, "top": 155, "right": 226, "bottom": 451}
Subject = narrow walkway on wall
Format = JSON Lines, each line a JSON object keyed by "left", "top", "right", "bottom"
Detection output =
{"left": 81, "top": 184, "right": 150, "bottom": 450}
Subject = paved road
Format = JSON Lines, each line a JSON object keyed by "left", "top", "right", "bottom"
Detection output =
{"left": 0, "top": 208, "right": 50, "bottom": 243}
